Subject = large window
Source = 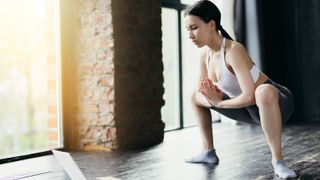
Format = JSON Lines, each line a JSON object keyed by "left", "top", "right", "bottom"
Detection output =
{"left": 0, "top": 0, "right": 62, "bottom": 159}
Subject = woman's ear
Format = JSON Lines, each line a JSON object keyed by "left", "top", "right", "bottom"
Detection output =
{"left": 209, "top": 20, "right": 217, "bottom": 31}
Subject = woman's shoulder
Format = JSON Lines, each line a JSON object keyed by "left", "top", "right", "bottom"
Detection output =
{"left": 225, "top": 40, "right": 249, "bottom": 59}
{"left": 226, "top": 40, "right": 246, "bottom": 51}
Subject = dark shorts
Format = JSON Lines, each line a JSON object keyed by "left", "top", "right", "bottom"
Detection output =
{"left": 211, "top": 79, "right": 295, "bottom": 125}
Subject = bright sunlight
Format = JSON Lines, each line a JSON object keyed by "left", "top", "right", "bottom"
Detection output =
{"left": 0, "top": 0, "right": 62, "bottom": 159}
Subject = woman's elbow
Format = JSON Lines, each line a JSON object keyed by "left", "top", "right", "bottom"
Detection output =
{"left": 243, "top": 93, "right": 255, "bottom": 105}
{"left": 248, "top": 94, "right": 256, "bottom": 105}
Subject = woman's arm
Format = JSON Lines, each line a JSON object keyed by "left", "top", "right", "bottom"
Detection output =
{"left": 197, "top": 47, "right": 209, "bottom": 88}
{"left": 216, "top": 43, "right": 256, "bottom": 109}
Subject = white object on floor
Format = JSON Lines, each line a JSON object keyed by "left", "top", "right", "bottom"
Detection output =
{"left": 52, "top": 150, "right": 87, "bottom": 180}
{"left": 96, "top": 177, "right": 121, "bottom": 180}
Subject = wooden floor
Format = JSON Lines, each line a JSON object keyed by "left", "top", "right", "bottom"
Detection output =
{"left": 73, "top": 122, "right": 320, "bottom": 180}
{"left": 1, "top": 122, "right": 320, "bottom": 180}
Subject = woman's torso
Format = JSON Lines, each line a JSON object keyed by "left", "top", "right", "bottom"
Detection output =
{"left": 206, "top": 38, "right": 268, "bottom": 98}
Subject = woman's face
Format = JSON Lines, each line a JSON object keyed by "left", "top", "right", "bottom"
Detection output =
{"left": 184, "top": 15, "right": 212, "bottom": 48}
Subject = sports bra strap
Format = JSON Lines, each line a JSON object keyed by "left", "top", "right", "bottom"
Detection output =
{"left": 219, "top": 38, "right": 226, "bottom": 80}
{"left": 207, "top": 38, "right": 226, "bottom": 75}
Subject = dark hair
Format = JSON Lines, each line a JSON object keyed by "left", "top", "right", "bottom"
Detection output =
{"left": 184, "top": 0, "right": 233, "bottom": 40}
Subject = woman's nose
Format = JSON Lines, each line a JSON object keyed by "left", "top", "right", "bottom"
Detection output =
{"left": 188, "top": 31, "right": 194, "bottom": 39}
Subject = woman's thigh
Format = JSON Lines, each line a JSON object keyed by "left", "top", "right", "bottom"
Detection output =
{"left": 246, "top": 80, "right": 295, "bottom": 124}
{"left": 270, "top": 81, "right": 295, "bottom": 123}
{"left": 193, "top": 91, "right": 213, "bottom": 108}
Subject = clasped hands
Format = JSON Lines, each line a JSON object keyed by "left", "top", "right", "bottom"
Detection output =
{"left": 199, "top": 78, "right": 223, "bottom": 108}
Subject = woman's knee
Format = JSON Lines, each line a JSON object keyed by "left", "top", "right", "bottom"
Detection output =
{"left": 190, "top": 90, "right": 200, "bottom": 106}
{"left": 255, "top": 84, "right": 279, "bottom": 106}
{"left": 190, "top": 89, "right": 211, "bottom": 107}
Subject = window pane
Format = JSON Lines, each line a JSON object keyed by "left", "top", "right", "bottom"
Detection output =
{"left": 0, "top": 0, "right": 62, "bottom": 159}
{"left": 181, "top": 0, "right": 197, "bottom": 5}
{"left": 161, "top": 8, "right": 180, "bottom": 130}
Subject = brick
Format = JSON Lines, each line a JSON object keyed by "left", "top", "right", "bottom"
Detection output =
{"left": 79, "top": 0, "right": 95, "bottom": 13}
{"left": 48, "top": 131, "right": 58, "bottom": 141}
{"left": 83, "top": 144, "right": 112, "bottom": 152}
{"left": 79, "top": 105, "right": 99, "bottom": 113}
{"left": 99, "top": 102, "right": 115, "bottom": 112}
{"left": 48, "top": 79, "right": 56, "bottom": 90}
{"left": 80, "top": 52, "right": 96, "bottom": 63}
{"left": 97, "top": 76, "right": 114, "bottom": 87}
{"left": 99, "top": 112, "right": 114, "bottom": 125}
{"left": 80, "top": 64, "right": 93, "bottom": 75}
{"left": 102, "top": 87, "right": 114, "bottom": 100}
{"left": 47, "top": 55, "right": 56, "bottom": 64}
{"left": 95, "top": 13, "right": 112, "bottom": 25}
{"left": 82, "top": 88, "right": 94, "bottom": 100}
{"left": 81, "top": 14, "right": 97, "bottom": 27}
{"left": 92, "top": 64, "right": 113, "bottom": 74}
{"left": 97, "top": 49, "right": 113, "bottom": 61}
{"left": 95, "top": 0, "right": 112, "bottom": 12}
{"left": 48, "top": 119, "right": 58, "bottom": 128}
{"left": 49, "top": 141, "right": 58, "bottom": 148}
{"left": 95, "top": 25, "right": 113, "bottom": 38}
{"left": 80, "top": 27, "right": 96, "bottom": 37}
{"left": 78, "top": 113, "right": 99, "bottom": 122}
{"left": 48, "top": 105, "right": 57, "bottom": 115}
{"left": 106, "top": 127, "right": 117, "bottom": 141}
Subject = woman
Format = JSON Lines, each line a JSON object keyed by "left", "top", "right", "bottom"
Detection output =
{"left": 184, "top": 0, "right": 297, "bottom": 179}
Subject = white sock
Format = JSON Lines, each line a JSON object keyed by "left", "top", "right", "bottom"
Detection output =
{"left": 272, "top": 160, "right": 297, "bottom": 179}
{"left": 186, "top": 149, "right": 219, "bottom": 164}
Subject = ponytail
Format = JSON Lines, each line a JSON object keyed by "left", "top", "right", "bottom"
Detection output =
{"left": 218, "top": 25, "right": 234, "bottom": 41}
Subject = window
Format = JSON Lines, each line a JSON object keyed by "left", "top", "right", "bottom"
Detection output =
{"left": 0, "top": 0, "right": 62, "bottom": 159}
{"left": 180, "top": 0, "right": 197, "bottom": 5}
{"left": 161, "top": 8, "right": 180, "bottom": 130}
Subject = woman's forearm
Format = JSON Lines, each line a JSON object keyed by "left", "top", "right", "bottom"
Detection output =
{"left": 216, "top": 93, "right": 255, "bottom": 109}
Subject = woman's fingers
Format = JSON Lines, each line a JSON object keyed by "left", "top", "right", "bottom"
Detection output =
{"left": 207, "top": 79, "right": 215, "bottom": 90}
{"left": 213, "top": 85, "right": 220, "bottom": 93}
{"left": 199, "top": 83, "right": 206, "bottom": 95}
{"left": 200, "top": 78, "right": 222, "bottom": 96}
{"left": 202, "top": 78, "right": 214, "bottom": 90}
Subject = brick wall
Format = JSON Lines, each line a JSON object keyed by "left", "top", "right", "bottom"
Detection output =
{"left": 75, "top": 0, "right": 117, "bottom": 151}
{"left": 62, "top": 0, "right": 164, "bottom": 151}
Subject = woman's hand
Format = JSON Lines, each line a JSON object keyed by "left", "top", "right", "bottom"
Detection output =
{"left": 199, "top": 78, "right": 223, "bottom": 107}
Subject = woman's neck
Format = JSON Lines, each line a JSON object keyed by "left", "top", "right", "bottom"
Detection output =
{"left": 207, "top": 35, "right": 224, "bottom": 53}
